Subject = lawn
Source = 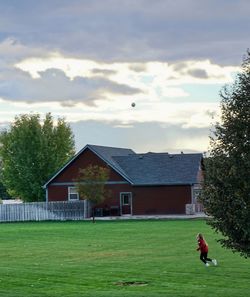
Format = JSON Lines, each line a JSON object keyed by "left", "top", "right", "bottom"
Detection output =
{"left": 0, "top": 219, "right": 249, "bottom": 297}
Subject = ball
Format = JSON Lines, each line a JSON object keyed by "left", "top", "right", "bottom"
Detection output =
{"left": 131, "top": 102, "right": 136, "bottom": 107}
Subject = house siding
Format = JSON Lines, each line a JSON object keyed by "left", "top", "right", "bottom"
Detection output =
{"left": 52, "top": 148, "right": 125, "bottom": 183}
{"left": 94, "top": 184, "right": 191, "bottom": 215}
{"left": 132, "top": 185, "right": 191, "bottom": 215}
{"left": 95, "top": 184, "right": 132, "bottom": 215}
{"left": 48, "top": 183, "right": 191, "bottom": 214}
{"left": 47, "top": 185, "right": 68, "bottom": 202}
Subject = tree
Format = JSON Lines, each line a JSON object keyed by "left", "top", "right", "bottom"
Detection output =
{"left": 201, "top": 50, "right": 250, "bottom": 258}
{"left": 0, "top": 179, "right": 12, "bottom": 200}
{"left": 0, "top": 113, "right": 75, "bottom": 202}
{"left": 75, "top": 165, "right": 110, "bottom": 222}
{"left": 0, "top": 158, "right": 12, "bottom": 200}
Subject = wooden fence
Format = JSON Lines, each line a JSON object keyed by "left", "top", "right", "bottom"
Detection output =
{"left": 0, "top": 201, "right": 89, "bottom": 223}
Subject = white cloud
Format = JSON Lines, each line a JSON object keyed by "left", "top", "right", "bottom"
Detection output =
{"left": 14, "top": 54, "right": 238, "bottom": 106}
{"left": 16, "top": 55, "right": 238, "bottom": 85}
{"left": 0, "top": 53, "right": 225, "bottom": 130}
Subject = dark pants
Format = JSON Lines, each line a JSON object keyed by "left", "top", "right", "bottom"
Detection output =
{"left": 200, "top": 252, "right": 212, "bottom": 264}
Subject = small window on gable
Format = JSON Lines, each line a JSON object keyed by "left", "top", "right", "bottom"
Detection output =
{"left": 68, "top": 187, "right": 79, "bottom": 201}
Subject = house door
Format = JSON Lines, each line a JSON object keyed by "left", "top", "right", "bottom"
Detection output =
{"left": 120, "top": 192, "right": 132, "bottom": 215}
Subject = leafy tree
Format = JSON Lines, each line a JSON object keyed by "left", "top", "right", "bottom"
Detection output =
{"left": 0, "top": 113, "right": 75, "bottom": 202}
{"left": 201, "top": 51, "right": 250, "bottom": 258}
{"left": 0, "top": 159, "right": 11, "bottom": 200}
{"left": 75, "top": 165, "right": 110, "bottom": 222}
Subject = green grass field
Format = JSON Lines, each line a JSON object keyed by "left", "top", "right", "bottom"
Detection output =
{"left": 0, "top": 219, "right": 249, "bottom": 297}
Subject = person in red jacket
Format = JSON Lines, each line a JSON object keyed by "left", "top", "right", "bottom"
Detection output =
{"left": 196, "top": 233, "right": 217, "bottom": 267}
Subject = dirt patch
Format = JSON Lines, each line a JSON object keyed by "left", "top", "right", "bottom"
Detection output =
{"left": 114, "top": 281, "right": 148, "bottom": 287}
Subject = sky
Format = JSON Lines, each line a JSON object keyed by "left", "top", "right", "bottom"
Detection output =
{"left": 0, "top": 0, "right": 249, "bottom": 154}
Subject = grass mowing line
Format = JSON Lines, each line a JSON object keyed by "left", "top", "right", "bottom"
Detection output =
{"left": 0, "top": 220, "right": 249, "bottom": 297}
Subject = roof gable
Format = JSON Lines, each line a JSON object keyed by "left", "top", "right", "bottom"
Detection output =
{"left": 43, "top": 144, "right": 203, "bottom": 187}
{"left": 43, "top": 144, "right": 135, "bottom": 187}
{"left": 87, "top": 145, "right": 135, "bottom": 183}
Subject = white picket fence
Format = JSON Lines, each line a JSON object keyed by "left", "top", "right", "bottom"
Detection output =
{"left": 0, "top": 201, "right": 88, "bottom": 222}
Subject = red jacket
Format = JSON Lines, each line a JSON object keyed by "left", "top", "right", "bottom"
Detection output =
{"left": 197, "top": 238, "right": 208, "bottom": 253}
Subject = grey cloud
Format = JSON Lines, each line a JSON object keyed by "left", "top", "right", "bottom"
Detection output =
{"left": 91, "top": 68, "right": 117, "bottom": 76}
{"left": 170, "top": 62, "right": 215, "bottom": 79}
{"left": 172, "top": 62, "right": 189, "bottom": 72}
{"left": 0, "top": 68, "right": 142, "bottom": 105}
{"left": 0, "top": 118, "right": 210, "bottom": 153}
{"left": 0, "top": 1, "right": 249, "bottom": 65}
{"left": 0, "top": 38, "right": 49, "bottom": 66}
{"left": 129, "top": 63, "right": 147, "bottom": 72}
{"left": 171, "top": 62, "right": 209, "bottom": 79}
{"left": 70, "top": 120, "right": 209, "bottom": 153}
{"left": 187, "top": 69, "right": 208, "bottom": 79}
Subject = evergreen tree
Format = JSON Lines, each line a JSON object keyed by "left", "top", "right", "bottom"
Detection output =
{"left": 0, "top": 113, "right": 75, "bottom": 202}
{"left": 201, "top": 51, "right": 250, "bottom": 257}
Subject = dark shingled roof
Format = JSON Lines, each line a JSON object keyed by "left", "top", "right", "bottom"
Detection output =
{"left": 112, "top": 152, "right": 203, "bottom": 185}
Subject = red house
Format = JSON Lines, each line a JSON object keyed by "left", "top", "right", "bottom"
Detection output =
{"left": 43, "top": 144, "right": 204, "bottom": 216}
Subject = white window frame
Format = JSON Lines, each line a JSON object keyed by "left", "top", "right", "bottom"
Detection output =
{"left": 68, "top": 187, "right": 79, "bottom": 201}
{"left": 120, "top": 192, "right": 131, "bottom": 205}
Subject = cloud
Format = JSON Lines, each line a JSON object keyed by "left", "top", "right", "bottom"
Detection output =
{"left": 0, "top": 114, "right": 213, "bottom": 153}
{"left": 129, "top": 63, "right": 147, "bottom": 72}
{"left": 70, "top": 119, "right": 211, "bottom": 153}
{"left": 0, "top": 1, "right": 249, "bottom": 64}
{"left": 0, "top": 68, "right": 142, "bottom": 105}
{"left": 91, "top": 68, "right": 117, "bottom": 76}
{"left": 167, "top": 60, "right": 238, "bottom": 85}
{"left": 187, "top": 69, "right": 208, "bottom": 79}
{"left": 29, "top": 97, "right": 219, "bottom": 129}
{"left": 0, "top": 54, "right": 234, "bottom": 128}
{"left": 15, "top": 55, "right": 238, "bottom": 102}
{"left": 0, "top": 52, "right": 231, "bottom": 130}
{"left": 0, "top": 0, "right": 248, "bottom": 154}
{"left": 0, "top": 38, "right": 49, "bottom": 66}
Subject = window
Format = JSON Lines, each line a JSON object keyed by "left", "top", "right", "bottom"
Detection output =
{"left": 121, "top": 193, "right": 131, "bottom": 205}
{"left": 68, "top": 187, "right": 79, "bottom": 201}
